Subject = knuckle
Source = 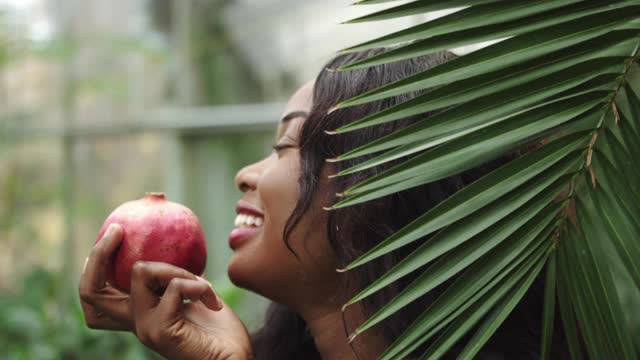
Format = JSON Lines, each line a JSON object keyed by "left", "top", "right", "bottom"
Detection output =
{"left": 132, "top": 261, "right": 148, "bottom": 278}
{"left": 180, "top": 268, "right": 195, "bottom": 280}
{"left": 176, "top": 268, "right": 189, "bottom": 278}
{"left": 168, "top": 278, "right": 185, "bottom": 292}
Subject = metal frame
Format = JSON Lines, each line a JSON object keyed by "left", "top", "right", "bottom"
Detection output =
{"left": 2, "top": 102, "right": 286, "bottom": 139}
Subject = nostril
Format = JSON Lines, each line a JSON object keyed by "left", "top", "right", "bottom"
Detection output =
{"left": 239, "top": 182, "right": 250, "bottom": 192}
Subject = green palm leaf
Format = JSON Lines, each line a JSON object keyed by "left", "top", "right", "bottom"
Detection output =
{"left": 330, "top": 31, "right": 638, "bottom": 135}
{"left": 345, "top": 0, "right": 504, "bottom": 23}
{"left": 332, "top": 1, "right": 640, "bottom": 358}
{"left": 331, "top": 91, "right": 606, "bottom": 178}
{"left": 344, "top": 169, "right": 578, "bottom": 304}
{"left": 540, "top": 250, "right": 557, "bottom": 360}
{"left": 329, "top": 59, "right": 621, "bottom": 163}
{"left": 350, "top": 195, "right": 567, "bottom": 337}
{"left": 379, "top": 219, "right": 556, "bottom": 359}
{"left": 425, "top": 246, "right": 550, "bottom": 360}
{"left": 341, "top": 0, "right": 625, "bottom": 53}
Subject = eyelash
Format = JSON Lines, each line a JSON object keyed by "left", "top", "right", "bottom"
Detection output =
{"left": 271, "top": 143, "right": 294, "bottom": 155}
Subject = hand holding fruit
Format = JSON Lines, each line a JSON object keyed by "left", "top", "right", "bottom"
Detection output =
{"left": 78, "top": 223, "right": 134, "bottom": 332}
{"left": 128, "top": 260, "right": 253, "bottom": 360}
{"left": 78, "top": 193, "right": 253, "bottom": 360}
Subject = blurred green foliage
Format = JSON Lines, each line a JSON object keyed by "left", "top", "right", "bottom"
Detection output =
{"left": 0, "top": 268, "right": 161, "bottom": 360}
{"left": 0, "top": 9, "right": 9, "bottom": 66}
{"left": 0, "top": 1, "right": 273, "bottom": 357}
{"left": 0, "top": 267, "right": 248, "bottom": 360}
{"left": 0, "top": 15, "right": 6, "bottom": 66}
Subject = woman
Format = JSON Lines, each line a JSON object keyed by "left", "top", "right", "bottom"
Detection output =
{"left": 79, "top": 50, "right": 568, "bottom": 359}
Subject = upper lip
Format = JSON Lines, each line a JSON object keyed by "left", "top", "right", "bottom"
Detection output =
{"left": 236, "top": 200, "right": 264, "bottom": 218}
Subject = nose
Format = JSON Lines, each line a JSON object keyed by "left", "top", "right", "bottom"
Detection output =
{"left": 235, "top": 161, "right": 260, "bottom": 193}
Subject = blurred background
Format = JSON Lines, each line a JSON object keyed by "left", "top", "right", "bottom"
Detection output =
{"left": 0, "top": 0, "right": 458, "bottom": 358}
{"left": 4, "top": 0, "right": 640, "bottom": 359}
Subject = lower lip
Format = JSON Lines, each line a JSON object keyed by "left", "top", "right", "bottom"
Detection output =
{"left": 229, "top": 226, "right": 262, "bottom": 249}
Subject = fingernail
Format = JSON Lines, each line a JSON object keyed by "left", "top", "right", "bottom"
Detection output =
{"left": 82, "top": 257, "right": 89, "bottom": 274}
{"left": 105, "top": 223, "right": 121, "bottom": 239}
{"left": 196, "top": 275, "right": 212, "bottom": 287}
{"left": 105, "top": 224, "right": 116, "bottom": 237}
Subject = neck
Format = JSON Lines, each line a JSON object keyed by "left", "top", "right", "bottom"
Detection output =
{"left": 299, "top": 303, "right": 387, "bottom": 360}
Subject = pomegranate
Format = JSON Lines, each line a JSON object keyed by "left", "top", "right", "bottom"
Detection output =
{"left": 95, "top": 192, "right": 207, "bottom": 293}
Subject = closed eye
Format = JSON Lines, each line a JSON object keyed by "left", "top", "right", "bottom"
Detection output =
{"left": 271, "top": 143, "right": 296, "bottom": 156}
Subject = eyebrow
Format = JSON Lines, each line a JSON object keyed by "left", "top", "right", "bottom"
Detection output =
{"left": 281, "top": 111, "right": 309, "bottom": 123}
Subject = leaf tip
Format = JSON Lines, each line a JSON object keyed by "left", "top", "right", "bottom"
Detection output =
{"left": 327, "top": 105, "right": 341, "bottom": 115}
{"left": 348, "top": 332, "right": 359, "bottom": 344}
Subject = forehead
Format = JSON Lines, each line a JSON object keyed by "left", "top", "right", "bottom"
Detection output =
{"left": 284, "top": 81, "right": 314, "bottom": 113}
{"left": 277, "top": 82, "right": 314, "bottom": 137}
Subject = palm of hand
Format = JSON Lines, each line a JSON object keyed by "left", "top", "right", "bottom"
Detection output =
{"left": 180, "top": 301, "right": 252, "bottom": 355}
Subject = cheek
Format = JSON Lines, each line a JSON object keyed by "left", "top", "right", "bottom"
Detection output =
{"left": 227, "top": 211, "right": 338, "bottom": 302}
{"left": 227, "top": 217, "right": 307, "bottom": 301}
{"left": 261, "top": 157, "right": 300, "bottom": 228}
{"left": 227, "top": 159, "right": 340, "bottom": 300}
{"left": 227, "top": 156, "right": 303, "bottom": 294}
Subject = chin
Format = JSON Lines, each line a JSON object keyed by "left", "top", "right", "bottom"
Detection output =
{"left": 227, "top": 255, "right": 249, "bottom": 288}
{"left": 227, "top": 254, "right": 298, "bottom": 305}
{"left": 226, "top": 254, "right": 266, "bottom": 296}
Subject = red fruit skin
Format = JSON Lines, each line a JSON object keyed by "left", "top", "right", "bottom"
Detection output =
{"left": 95, "top": 193, "right": 207, "bottom": 293}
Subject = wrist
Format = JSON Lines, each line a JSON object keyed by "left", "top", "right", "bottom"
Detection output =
{"left": 210, "top": 341, "right": 253, "bottom": 360}
{"left": 166, "top": 336, "right": 252, "bottom": 360}
{"left": 214, "top": 351, "right": 253, "bottom": 360}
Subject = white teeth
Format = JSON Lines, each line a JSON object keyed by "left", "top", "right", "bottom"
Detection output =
{"left": 234, "top": 213, "right": 264, "bottom": 228}
{"left": 234, "top": 214, "right": 246, "bottom": 227}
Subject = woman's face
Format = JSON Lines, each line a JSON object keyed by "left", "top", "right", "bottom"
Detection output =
{"left": 228, "top": 82, "right": 341, "bottom": 309}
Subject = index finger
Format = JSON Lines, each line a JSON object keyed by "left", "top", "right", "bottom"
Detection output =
{"left": 129, "top": 261, "right": 197, "bottom": 316}
{"left": 80, "top": 223, "right": 123, "bottom": 292}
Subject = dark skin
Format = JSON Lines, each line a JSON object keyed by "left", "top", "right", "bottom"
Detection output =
{"left": 78, "top": 82, "right": 387, "bottom": 360}
{"left": 79, "top": 223, "right": 252, "bottom": 360}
